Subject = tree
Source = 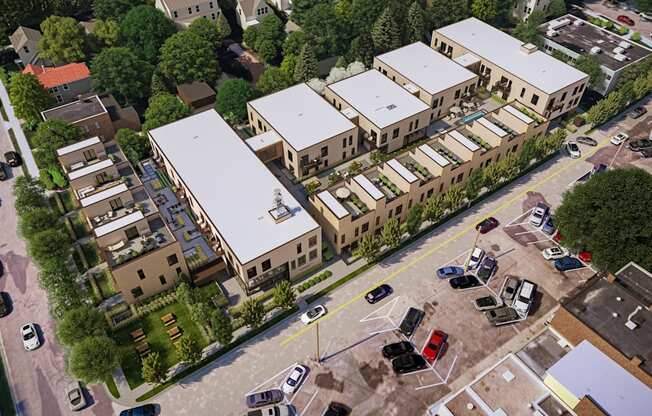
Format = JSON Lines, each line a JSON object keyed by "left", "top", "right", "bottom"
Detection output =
{"left": 632, "top": 74, "right": 650, "bottom": 100}
{"left": 405, "top": 203, "right": 423, "bottom": 236}
{"left": 371, "top": 7, "right": 401, "bottom": 54}
{"left": 273, "top": 280, "right": 297, "bottom": 310}
{"left": 353, "top": 234, "right": 381, "bottom": 262}
{"left": 92, "top": 19, "right": 119, "bottom": 48}
{"left": 176, "top": 281, "right": 194, "bottom": 305}
{"left": 215, "top": 79, "right": 259, "bottom": 124}
{"left": 119, "top": 5, "right": 176, "bottom": 63}
{"left": 291, "top": 0, "right": 326, "bottom": 24}
{"left": 302, "top": 3, "right": 351, "bottom": 58}
{"left": 158, "top": 30, "right": 221, "bottom": 86}
{"left": 546, "top": 0, "right": 566, "bottom": 19}
{"left": 423, "top": 195, "right": 445, "bottom": 224}
{"left": 8, "top": 72, "right": 54, "bottom": 124}
{"left": 216, "top": 13, "right": 232, "bottom": 41}
{"left": 555, "top": 168, "right": 652, "bottom": 272}
{"left": 19, "top": 207, "right": 60, "bottom": 239}
{"left": 257, "top": 67, "right": 294, "bottom": 95}
{"left": 28, "top": 228, "right": 71, "bottom": 268}
{"left": 499, "top": 152, "right": 520, "bottom": 180}
{"left": 294, "top": 44, "right": 319, "bottom": 82}
{"left": 177, "top": 336, "right": 202, "bottom": 364}
{"left": 241, "top": 298, "right": 265, "bottom": 328}
{"left": 189, "top": 17, "right": 222, "bottom": 49}
{"left": 443, "top": 184, "right": 465, "bottom": 211}
{"left": 635, "top": 0, "right": 652, "bottom": 12}
{"left": 464, "top": 168, "right": 485, "bottom": 201}
{"left": 280, "top": 54, "right": 298, "bottom": 79}
{"left": 543, "top": 129, "right": 566, "bottom": 155}
{"left": 381, "top": 218, "right": 402, "bottom": 249}
{"left": 471, "top": 0, "right": 498, "bottom": 23}
{"left": 283, "top": 31, "right": 308, "bottom": 56}
{"left": 39, "top": 263, "right": 85, "bottom": 318}
{"left": 245, "top": 14, "right": 285, "bottom": 63}
{"left": 57, "top": 305, "right": 107, "bottom": 346}
{"left": 92, "top": 0, "right": 146, "bottom": 21}
{"left": 586, "top": 91, "right": 622, "bottom": 125}
{"left": 31, "top": 119, "right": 82, "bottom": 168}
{"left": 483, "top": 162, "right": 503, "bottom": 189}
{"left": 91, "top": 47, "right": 153, "bottom": 105}
{"left": 348, "top": 32, "right": 375, "bottom": 68}
{"left": 142, "top": 352, "right": 166, "bottom": 384}
{"left": 69, "top": 336, "right": 121, "bottom": 383}
{"left": 427, "top": 0, "right": 470, "bottom": 30}
{"left": 574, "top": 55, "right": 605, "bottom": 90}
{"left": 143, "top": 93, "right": 191, "bottom": 132}
{"left": 210, "top": 310, "right": 233, "bottom": 346}
{"left": 13, "top": 176, "right": 47, "bottom": 215}
{"left": 512, "top": 11, "right": 546, "bottom": 46}
{"left": 406, "top": 2, "right": 425, "bottom": 43}
{"left": 38, "top": 16, "right": 86, "bottom": 65}
{"left": 115, "top": 129, "right": 150, "bottom": 166}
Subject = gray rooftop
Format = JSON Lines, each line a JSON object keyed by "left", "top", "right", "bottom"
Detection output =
{"left": 615, "top": 261, "right": 652, "bottom": 308}
{"left": 375, "top": 42, "right": 477, "bottom": 96}
{"left": 42, "top": 95, "right": 106, "bottom": 123}
{"left": 148, "top": 110, "right": 319, "bottom": 265}
{"left": 248, "top": 83, "right": 356, "bottom": 151}
{"left": 436, "top": 17, "right": 588, "bottom": 94}
{"left": 327, "top": 70, "right": 430, "bottom": 129}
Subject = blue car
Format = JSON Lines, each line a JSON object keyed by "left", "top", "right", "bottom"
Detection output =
{"left": 554, "top": 256, "right": 583, "bottom": 272}
{"left": 436, "top": 266, "right": 465, "bottom": 279}
{"left": 542, "top": 216, "right": 555, "bottom": 235}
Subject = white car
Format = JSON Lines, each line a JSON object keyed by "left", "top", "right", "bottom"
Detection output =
{"left": 66, "top": 381, "right": 87, "bottom": 411}
{"left": 21, "top": 323, "right": 40, "bottom": 351}
{"left": 467, "top": 247, "right": 485, "bottom": 269}
{"left": 282, "top": 364, "right": 308, "bottom": 395}
{"left": 640, "top": 12, "right": 652, "bottom": 21}
{"left": 566, "top": 141, "right": 581, "bottom": 158}
{"left": 529, "top": 202, "right": 549, "bottom": 227}
{"left": 300, "top": 305, "right": 327, "bottom": 325}
{"left": 542, "top": 246, "right": 567, "bottom": 260}
{"left": 610, "top": 132, "right": 629, "bottom": 145}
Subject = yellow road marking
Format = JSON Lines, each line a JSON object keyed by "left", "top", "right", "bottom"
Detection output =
{"left": 281, "top": 140, "right": 607, "bottom": 347}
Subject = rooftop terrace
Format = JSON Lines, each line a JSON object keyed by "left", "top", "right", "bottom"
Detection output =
{"left": 105, "top": 216, "right": 175, "bottom": 269}
{"left": 42, "top": 94, "right": 106, "bottom": 123}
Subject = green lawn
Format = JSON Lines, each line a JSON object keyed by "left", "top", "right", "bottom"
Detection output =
{"left": 112, "top": 302, "right": 208, "bottom": 389}
{"left": 81, "top": 241, "right": 101, "bottom": 268}
{"left": 96, "top": 270, "right": 117, "bottom": 299}
{"left": 60, "top": 190, "right": 76, "bottom": 213}
{"left": 71, "top": 213, "right": 89, "bottom": 239}
{"left": 0, "top": 354, "right": 15, "bottom": 416}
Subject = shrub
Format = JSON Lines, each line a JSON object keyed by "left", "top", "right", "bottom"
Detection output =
{"left": 296, "top": 270, "right": 333, "bottom": 293}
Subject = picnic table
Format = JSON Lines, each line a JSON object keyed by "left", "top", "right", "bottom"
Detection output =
{"left": 161, "top": 313, "right": 176, "bottom": 326}
{"left": 130, "top": 328, "right": 145, "bottom": 343}
{"left": 167, "top": 326, "right": 182, "bottom": 341}
{"left": 135, "top": 342, "right": 150, "bottom": 357}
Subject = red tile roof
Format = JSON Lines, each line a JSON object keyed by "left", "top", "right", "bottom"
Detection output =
{"left": 23, "top": 63, "right": 90, "bottom": 89}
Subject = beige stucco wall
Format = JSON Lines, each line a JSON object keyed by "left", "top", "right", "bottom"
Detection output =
{"left": 75, "top": 113, "right": 116, "bottom": 141}
{"left": 58, "top": 141, "right": 106, "bottom": 172}
{"left": 81, "top": 187, "right": 134, "bottom": 220}
{"left": 95, "top": 216, "right": 152, "bottom": 247}
{"left": 68, "top": 163, "right": 120, "bottom": 195}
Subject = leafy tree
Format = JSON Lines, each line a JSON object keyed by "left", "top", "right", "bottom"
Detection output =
{"left": 273, "top": 280, "right": 297, "bottom": 310}
{"left": 405, "top": 203, "right": 423, "bottom": 236}
{"left": 28, "top": 228, "right": 71, "bottom": 268}
{"left": 189, "top": 17, "right": 223, "bottom": 49}
{"left": 31, "top": 120, "right": 82, "bottom": 168}
{"left": 8, "top": 72, "right": 54, "bottom": 124}
{"left": 50, "top": 0, "right": 93, "bottom": 16}
{"left": 350, "top": 0, "right": 386, "bottom": 35}
{"left": 427, "top": 0, "right": 470, "bottom": 30}
{"left": 39, "top": 262, "right": 85, "bottom": 318}
{"left": 119, "top": 5, "right": 176, "bottom": 63}
{"left": 143, "top": 93, "right": 191, "bottom": 132}
{"left": 19, "top": 207, "right": 60, "bottom": 239}
{"left": 546, "top": 0, "right": 566, "bottom": 19}
{"left": 471, "top": 0, "right": 498, "bottom": 23}
{"left": 406, "top": 2, "right": 425, "bottom": 43}
{"left": 57, "top": 305, "right": 107, "bottom": 346}
{"left": 115, "top": 129, "right": 150, "bottom": 166}
{"left": 294, "top": 44, "right": 319, "bottom": 82}
{"left": 464, "top": 168, "right": 485, "bottom": 200}
{"left": 555, "top": 168, "right": 652, "bottom": 272}
{"left": 69, "top": 336, "right": 121, "bottom": 383}
{"left": 257, "top": 67, "right": 294, "bottom": 95}
{"left": 348, "top": 32, "right": 375, "bottom": 68}
{"left": 518, "top": 136, "right": 538, "bottom": 170}
{"left": 423, "top": 195, "right": 445, "bottom": 224}
{"left": 512, "top": 11, "right": 546, "bottom": 46}
{"left": 215, "top": 79, "right": 259, "bottom": 124}
{"left": 189, "top": 302, "right": 213, "bottom": 329}
{"left": 586, "top": 91, "right": 622, "bottom": 125}
{"left": 632, "top": 75, "right": 650, "bottom": 100}
{"left": 371, "top": 7, "right": 401, "bottom": 54}
{"left": 177, "top": 336, "right": 202, "bottom": 364}
{"left": 381, "top": 218, "right": 402, "bottom": 249}
{"left": 255, "top": 14, "right": 286, "bottom": 63}
{"left": 91, "top": 47, "right": 153, "bottom": 105}
{"left": 283, "top": 31, "right": 308, "bottom": 56}
{"left": 574, "top": 54, "right": 605, "bottom": 90}
{"left": 354, "top": 234, "right": 381, "bottom": 262}
{"left": 543, "top": 129, "right": 566, "bottom": 154}
{"left": 216, "top": 13, "right": 232, "bottom": 40}
{"left": 241, "top": 298, "right": 265, "bottom": 328}
{"left": 499, "top": 153, "right": 520, "bottom": 180}
{"left": 176, "top": 281, "right": 194, "bottom": 305}
{"left": 158, "top": 30, "right": 221, "bottom": 86}
{"left": 0, "top": 1, "right": 48, "bottom": 40}
{"left": 142, "top": 351, "right": 166, "bottom": 384}
{"left": 443, "top": 184, "right": 465, "bottom": 211}
{"left": 92, "top": 19, "right": 119, "bottom": 48}
{"left": 291, "top": 0, "right": 327, "bottom": 24}
{"left": 210, "top": 310, "right": 233, "bottom": 346}
{"left": 38, "top": 16, "right": 86, "bottom": 64}
{"left": 635, "top": 0, "right": 652, "bottom": 12}
{"left": 92, "top": 0, "right": 146, "bottom": 21}
{"left": 302, "top": 3, "right": 351, "bottom": 58}
{"left": 280, "top": 54, "right": 298, "bottom": 79}
{"left": 13, "top": 176, "right": 47, "bottom": 215}
{"left": 483, "top": 162, "right": 503, "bottom": 189}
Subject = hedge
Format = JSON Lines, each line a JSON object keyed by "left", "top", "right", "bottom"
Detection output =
{"left": 296, "top": 270, "right": 333, "bottom": 293}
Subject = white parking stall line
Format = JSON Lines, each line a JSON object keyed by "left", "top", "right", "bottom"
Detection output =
{"left": 436, "top": 249, "right": 472, "bottom": 269}
{"left": 320, "top": 338, "right": 335, "bottom": 362}
{"left": 504, "top": 208, "right": 534, "bottom": 227}
{"left": 299, "top": 390, "right": 319, "bottom": 414}
{"left": 442, "top": 355, "right": 458, "bottom": 383}
{"left": 513, "top": 230, "right": 541, "bottom": 236}
{"left": 287, "top": 374, "right": 309, "bottom": 405}
{"left": 526, "top": 238, "right": 554, "bottom": 245}
{"left": 419, "top": 329, "right": 435, "bottom": 355}
{"left": 359, "top": 297, "right": 400, "bottom": 323}
{"left": 247, "top": 364, "right": 297, "bottom": 396}
{"left": 414, "top": 381, "right": 446, "bottom": 391}
{"left": 400, "top": 367, "right": 435, "bottom": 377}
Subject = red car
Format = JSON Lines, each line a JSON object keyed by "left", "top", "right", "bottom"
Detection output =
{"left": 422, "top": 330, "right": 448, "bottom": 362}
{"left": 553, "top": 230, "right": 564, "bottom": 243}
{"left": 617, "top": 15, "right": 635, "bottom": 26}
{"left": 475, "top": 217, "right": 499, "bottom": 234}
{"left": 579, "top": 251, "right": 592, "bottom": 263}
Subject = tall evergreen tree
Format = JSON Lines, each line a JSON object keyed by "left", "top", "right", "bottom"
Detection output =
{"left": 348, "top": 32, "right": 375, "bottom": 68}
{"left": 294, "top": 44, "right": 319, "bottom": 82}
{"left": 406, "top": 2, "right": 425, "bottom": 43}
{"left": 371, "top": 7, "right": 401, "bottom": 54}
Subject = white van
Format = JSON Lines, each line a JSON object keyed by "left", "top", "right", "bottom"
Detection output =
{"left": 513, "top": 280, "right": 537, "bottom": 316}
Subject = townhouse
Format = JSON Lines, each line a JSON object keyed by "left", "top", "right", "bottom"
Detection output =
{"left": 513, "top": 0, "right": 552, "bottom": 21}
{"left": 433, "top": 17, "right": 589, "bottom": 119}
{"left": 235, "top": 0, "right": 272, "bottom": 29}
{"left": 149, "top": 110, "right": 322, "bottom": 295}
{"left": 23, "top": 63, "right": 92, "bottom": 104}
{"left": 155, "top": 0, "right": 221, "bottom": 27}
{"left": 8, "top": 26, "right": 46, "bottom": 67}
{"left": 247, "top": 83, "right": 359, "bottom": 180}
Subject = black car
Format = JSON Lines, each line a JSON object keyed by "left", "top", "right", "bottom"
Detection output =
{"left": 365, "top": 284, "right": 392, "bottom": 304}
{"left": 449, "top": 275, "right": 481, "bottom": 289}
{"left": 382, "top": 341, "right": 415, "bottom": 359}
{"left": 641, "top": 148, "right": 652, "bottom": 158}
{"left": 628, "top": 106, "right": 647, "bottom": 119}
{"left": 4, "top": 151, "right": 21, "bottom": 167}
{"left": 576, "top": 136, "right": 597, "bottom": 146}
{"left": 391, "top": 353, "right": 427, "bottom": 374}
{"left": 476, "top": 257, "right": 496, "bottom": 282}
{"left": 475, "top": 217, "right": 499, "bottom": 234}
{"left": 0, "top": 293, "right": 8, "bottom": 317}
{"left": 628, "top": 139, "right": 652, "bottom": 152}
{"left": 119, "top": 404, "right": 155, "bottom": 416}
{"left": 399, "top": 307, "right": 424, "bottom": 337}
{"left": 0, "top": 163, "right": 7, "bottom": 181}
{"left": 473, "top": 296, "right": 498, "bottom": 311}
{"left": 322, "top": 402, "right": 350, "bottom": 416}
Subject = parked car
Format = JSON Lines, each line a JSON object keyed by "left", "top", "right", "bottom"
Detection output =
{"left": 399, "top": 307, "right": 424, "bottom": 338}
{"left": 485, "top": 306, "right": 520, "bottom": 325}
{"left": 529, "top": 202, "right": 549, "bottom": 226}
{"left": 591, "top": 163, "right": 607, "bottom": 177}
{"left": 476, "top": 256, "right": 497, "bottom": 282}
{"left": 66, "top": 381, "right": 87, "bottom": 411}
{"left": 628, "top": 106, "right": 647, "bottom": 119}
{"left": 300, "top": 305, "right": 327, "bottom": 325}
{"left": 542, "top": 246, "right": 567, "bottom": 260}
{"left": 0, "top": 163, "right": 7, "bottom": 181}
{"left": 576, "top": 136, "right": 597, "bottom": 146}
{"left": 365, "top": 284, "right": 392, "bottom": 304}
{"left": 119, "top": 404, "right": 156, "bottom": 416}
{"left": 628, "top": 139, "right": 652, "bottom": 151}
{"left": 21, "top": 323, "right": 40, "bottom": 351}
{"left": 382, "top": 341, "right": 415, "bottom": 359}
{"left": 247, "top": 405, "right": 293, "bottom": 416}
{"left": 436, "top": 266, "right": 465, "bottom": 279}
{"left": 579, "top": 251, "right": 592, "bottom": 263}
{"left": 391, "top": 353, "right": 427, "bottom": 374}
{"left": 0, "top": 293, "right": 8, "bottom": 318}
{"left": 617, "top": 15, "right": 635, "bottom": 25}
{"left": 246, "top": 389, "right": 284, "bottom": 409}
{"left": 610, "top": 132, "right": 629, "bottom": 145}
{"left": 513, "top": 280, "right": 537, "bottom": 316}
{"left": 473, "top": 296, "right": 499, "bottom": 311}
{"left": 475, "top": 217, "right": 499, "bottom": 234}
{"left": 467, "top": 247, "right": 485, "bottom": 269}
{"left": 282, "top": 365, "right": 308, "bottom": 395}
{"left": 449, "top": 275, "right": 481, "bottom": 289}
{"left": 553, "top": 230, "right": 564, "bottom": 243}
{"left": 501, "top": 276, "right": 520, "bottom": 304}
{"left": 422, "top": 330, "right": 448, "bottom": 362}
{"left": 554, "top": 256, "right": 584, "bottom": 272}
{"left": 566, "top": 141, "right": 581, "bottom": 158}
{"left": 0, "top": 259, "right": 3, "bottom": 277}
{"left": 3, "top": 151, "right": 21, "bottom": 167}
{"left": 641, "top": 11, "right": 652, "bottom": 20}
{"left": 641, "top": 148, "right": 652, "bottom": 158}
{"left": 322, "top": 402, "right": 350, "bottom": 416}
{"left": 541, "top": 216, "right": 555, "bottom": 235}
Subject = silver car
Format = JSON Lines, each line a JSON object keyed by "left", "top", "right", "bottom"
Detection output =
{"left": 246, "top": 389, "right": 284, "bottom": 409}
{"left": 500, "top": 276, "right": 520, "bottom": 305}
{"left": 66, "top": 381, "right": 87, "bottom": 411}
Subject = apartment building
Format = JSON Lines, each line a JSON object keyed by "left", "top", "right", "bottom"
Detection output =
{"left": 374, "top": 42, "right": 479, "bottom": 119}
{"left": 540, "top": 15, "right": 652, "bottom": 95}
{"left": 513, "top": 0, "right": 552, "bottom": 21}
{"left": 310, "top": 102, "right": 548, "bottom": 254}
{"left": 57, "top": 137, "right": 188, "bottom": 304}
{"left": 247, "top": 83, "right": 359, "bottom": 179}
{"left": 324, "top": 69, "right": 432, "bottom": 153}
{"left": 235, "top": 0, "right": 272, "bottom": 28}
{"left": 149, "top": 110, "right": 322, "bottom": 294}
{"left": 9, "top": 26, "right": 46, "bottom": 67}
{"left": 155, "top": 0, "right": 221, "bottom": 27}
{"left": 42, "top": 94, "right": 141, "bottom": 141}
{"left": 433, "top": 17, "right": 589, "bottom": 119}
{"left": 23, "top": 63, "right": 91, "bottom": 104}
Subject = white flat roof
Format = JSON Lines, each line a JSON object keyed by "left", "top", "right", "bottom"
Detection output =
{"left": 418, "top": 144, "right": 449, "bottom": 167}
{"left": 149, "top": 110, "right": 319, "bottom": 265}
{"left": 80, "top": 183, "right": 128, "bottom": 207}
{"left": 316, "top": 191, "right": 348, "bottom": 219}
{"left": 386, "top": 159, "right": 417, "bottom": 183}
{"left": 56, "top": 136, "right": 101, "bottom": 156}
{"left": 327, "top": 70, "right": 430, "bottom": 129}
{"left": 449, "top": 130, "right": 480, "bottom": 152}
{"left": 248, "top": 83, "right": 356, "bottom": 151}
{"left": 68, "top": 158, "right": 114, "bottom": 181}
{"left": 454, "top": 52, "right": 481, "bottom": 67}
{"left": 353, "top": 174, "right": 384, "bottom": 200}
{"left": 436, "top": 17, "right": 588, "bottom": 94}
{"left": 245, "top": 131, "right": 282, "bottom": 152}
{"left": 94, "top": 210, "right": 144, "bottom": 238}
{"left": 376, "top": 42, "right": 477, "bottom": 96}
{"left": 477, "top": 117, "right": 508, "bottom": 137}
{"left": 503, "top": 105, "right": 534, "bottom": 124}
{"left": 547, "top": 340, "right": 652, "bottom": 416}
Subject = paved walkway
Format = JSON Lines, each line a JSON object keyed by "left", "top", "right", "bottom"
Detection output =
{"left": 0, "top": 80, "right": 39, "bottom": 177}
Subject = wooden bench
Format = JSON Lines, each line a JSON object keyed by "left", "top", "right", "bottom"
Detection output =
{"left": 130, "top": 328, "right": 146, "bottom": 343}
{"left": 167, "top": 326, "right": 182, "bottom": 341}
{"left": 135, "top": 342, "right": 150, "bottom": 357}
{"left": 161, "top": 313, "right": 176, "bottom": 326}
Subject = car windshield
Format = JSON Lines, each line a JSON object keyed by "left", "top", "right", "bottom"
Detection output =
{"left": 307, "top": 309, "right": 320, "bottom": 318}
{"left": 287, "top": 378, "right": 297, "bottom": 386}
{"left": 68, "top": 389, "right": 81, "bottom": 404}
{"left": 23, "top": 331, "right": 34, "bottom": 340}
{"left": 569, "top": 143, "right": 578, "bottom": 151}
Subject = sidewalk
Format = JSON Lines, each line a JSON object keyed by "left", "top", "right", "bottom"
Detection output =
{"left": 0, "top": 80, "right": 39, "bottom": 177}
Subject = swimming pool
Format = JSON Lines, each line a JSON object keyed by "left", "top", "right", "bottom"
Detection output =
{"left": 460, "top": 110, "right": 486, "bottom": 124}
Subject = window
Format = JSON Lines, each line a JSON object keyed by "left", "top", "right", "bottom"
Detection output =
{"left": 309, "top": 236, "right": 317, "bottom": 247}
{"left": 520, "top": 88, "right": 525, "bottom": 98}
{"left": 131, "top": 287, "right": 143, "bottom": 298}
{"left": 137, "top": 269, "right": 146, "bottom": 280}
{"left": 167, "top": 254, "right": 179, "bottom": 266}
{"left": 211, "top": 12, "right": 216, "bottom": 19}
{"left": 454, "top": 89, "right": 461, "bottom": 99}
{"left": 380, "top": 133, "right": 387, "bottom": 144}
{"left": 296, "top": 243, "right": 302, "bottom": 254}
{"left": 196, "top": 5, "right": 200, "bottom": 11}
{"left": 23, "top": 46, "right": 29, "bottom": 53}
{"left": 302, "top": 168, "right": 309, "bottom": 176}
{"left": 395, "top": 205, "right": 403, "bottom": 215}
{"left": 376, "top": 216, "right": 380, "bottom": 226}
{"left": 341, "top": 234, "right": 345, "bottom": 244}
{"left": 83, "top": 149, "right": 96, "bottom": 161}
{"left": 173, "top": 10, "right": 178, "bottom": 18}
{"left": 210, "top": 1, "right": 214, "bottom": 7}
{"left": 188, "top": 7, "right": 192, "bottom": 13}
{"left": 572, "top": 86, "right": 578, "bottom": 95}
{"left": 301, "top": 155, "right": 309, "bottom": 166}
{"left": 531, "top": 94, "right": 539, "bottom": 105}
{"left": 354, "top": 227, "right": 359, "bottom": 237}
{"left": 287, "top": 150, "right": 293, "bottom": 162}
{"left": 291, "top": 260, "right": 296, "bottom": 270}
{"left": 561, "top": 92, "right": 567, "bottom": 102}
{"left": 159, "top": 275, "right": 167, "bottom": 285}
{"left": 297, "top": 255, "right": 306, "bottom": 266}
{"left": 362, "top": 222, "right": 369, "bottom": 233}
{"left": 247, "top": 267, "right": 257, "bottom": 278}
{"left": 56, "top": 95, "right": 63, "bottom": 103}
{"left": 94, "top": 122, "right": 100, "bottom": 129}
{"left": 262, "top": 259, "right": 271, "bottom": 271}
{"left": 342, "top": 137, "right": 347, "bottom": 147}
{"left": 392, "top": 128, "right": 399, "bottom": 139}
{"left": 321, "top": 146, "right": 328, "bottom": 157}
{"left": 125, "top": 226, "right": 139, "bottom": 240}
{"left": 109, "top": 198, "right": 122, "bottom": 211}
{"left": 414, "top": 119, "right": 419, "bottom": 129}
{"left": 409, "top": 121, "right": 413, "bottom": 131}
{"left": 62, "top": 83, "right": 69, "bottom": 91}
{"left": 512, "top": 144, "right": 518, "bottom": 152}
{"left": 342, "top": 151, "right": 346, "bottom": 159}
{"left": 456, "top": 172, "right": 463, "bottom": 183}
{"left": 388, "top": 209, "right": 393, "bottom": 217}
{"left": 427, "top": 189, "right": 433, "bottom": 197}
{"left": 309, "top": 249, "right": 318, "bottom": 261}
{"left": 348, "top": 136, "right": 352, "bottom": 146}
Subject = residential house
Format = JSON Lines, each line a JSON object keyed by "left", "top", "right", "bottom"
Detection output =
{"left": 235, "top": 0, "right": 272, "bottom": 29}
{"left": 23, "top": 63, "right": 91, "bottom": 104}
{"left": 155, "top": 0, "right": 222, "bottom": 27}
{"left": 8, "top": 26, "right": 46, "bottom": 67}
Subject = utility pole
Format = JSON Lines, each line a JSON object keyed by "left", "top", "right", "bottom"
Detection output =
{"left": 315, "top": 322, "right": 320, "bottom": 363}
{"left": 464, "top": 228, "right": 481, "bottom": 270}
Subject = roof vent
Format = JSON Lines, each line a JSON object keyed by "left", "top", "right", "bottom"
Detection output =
{"left": 590, "top": 46, "right": 602, "bottom": 55}
{"left": 619, "top": 40, "right": 632, "bottom": 49}
{"left": 521, "top": 43, "right": 538, "bottom": 54}
{"left": 573, "top": 19, "right": 584, "bottom": 26}
{"left": 548, "top": 18, "right": 571, "bottom": 31}
{"left": 625, "top": 306, "right": 643, "bottom": 330}
{"left": 546, "top": 30, "right": 559, "bottom": 37}
{"left": 616, "top": 296, "right": 623, "bottom": 302}
{"left": 387, "top": 104, "right": 397, "bottom": 110}
{"left": 268, "top": 188, "right": 293, "bottom": 224}
{"left": 613, "top": 46, "right": 626, "bottom": 54}
{"left": 614, "top": 53, "right": 627, "bottom": 62}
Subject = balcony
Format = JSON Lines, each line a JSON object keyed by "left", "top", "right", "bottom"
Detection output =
{"left": 487, "top": 117, "right": 518, "bottom": 140}
{"left": 397, "top": 155, "right": 433, "bottom": 184}
{"left": 492, "top": 79, "right": 511, "bottom": 94}
{"left": 88, "top": 189, "right": 157, "bottom": 229}
{"left": 465, "top": 132, "right": 493, "bottom": 153}
{"left": 367, "top": 171, "right": 402, "bottom": 200}
{"left": 340, "top": 192, "right": 369, "bottom": 219}
{"left": 431, "top": 143, "right": 463, "bottom": 167}
{"left": 105, "top": 217, "right": 174, "bottom": 269}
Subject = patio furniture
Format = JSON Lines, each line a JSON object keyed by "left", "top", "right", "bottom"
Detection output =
{"left": 130, "top": 328, "right": 145, "bottom": 341}
{"left": 167, "top": 326, "right": 182, "bottom": 341}
{"left": 107, "top": 210, "right": 115, "bottom": 218}
{"left": 161, "top": 313, "right": 176, "bottom": 326}
{"left": 135, "top": 342, "right": 150, "bottom": 357}
{"left": 107, "top": 240, "right": 126, "bottom": 252}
